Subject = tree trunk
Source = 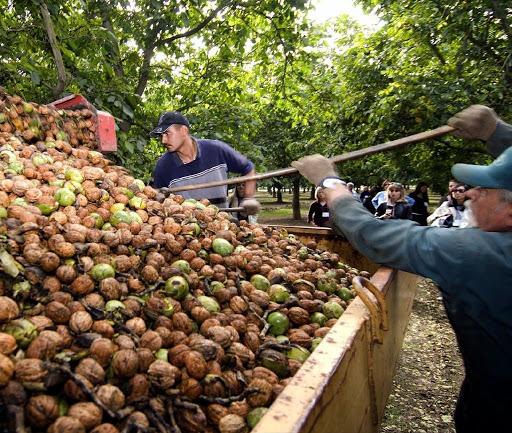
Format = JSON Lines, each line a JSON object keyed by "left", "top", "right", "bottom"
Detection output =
{"left": 292, "top": 177, "right": 301, "bottom": 220}
{"left": 310, "top": 186, "right": 316, "bottom": 200}
{"left": 39, "top": 1, "right": 67, "bottom": 98}
{"left": 276, "top": 187, "right": 283, "bottom": 203}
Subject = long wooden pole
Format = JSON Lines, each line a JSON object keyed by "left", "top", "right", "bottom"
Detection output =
{"left": 167, "top": 125, "right": 455, "bottom": 193}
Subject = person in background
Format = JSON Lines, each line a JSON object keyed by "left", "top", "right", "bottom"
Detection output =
{"left": 408, "top": 181, "right": 430, "bottom": 225}
{"left": 150, "top": 111, "right": 260, "bottom": 213}
{"left": 428, "top": 183, "right": 473, "bottom": 228}
{"left": 374, "top": 182, "right": 412, "bottom": 220}
{"left": 228, "top": 183, "right": 258, "bottom": 224}
{"left": 372, "top": 179, "right": 416, "bottom": 208}
{"left": 359, "top": 185, "right": 371, "bottom": 202}
{"left": 308, "top": 187, "right": 330, "bottom": 227}
{"left": 362, "top": 186, "right": 379, "bottom": 214}
{"left": 347, "top": 182, "right": 360, "bottom": 201}
{"left": 438, "top": 178, "right": 459, "bottom": 206}
{"left": 291, "top": 104, "right": 512, "bottom": 433}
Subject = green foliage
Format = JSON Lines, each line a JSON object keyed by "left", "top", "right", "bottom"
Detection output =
{"left": 0, "top": 0, "right": 510, "bottom": 193}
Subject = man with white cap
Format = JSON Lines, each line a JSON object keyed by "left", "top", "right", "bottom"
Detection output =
{"left": 150, "top": 111, "right": 260, "bottom": 215}
{"left": 291, "top": 105, "right": 512, "bottom": 433}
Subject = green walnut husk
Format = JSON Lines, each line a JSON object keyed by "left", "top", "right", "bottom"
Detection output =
{"left": 164, "top": 276, "right": 189, "bottom": 300}
{"left": 336, "top": 286, "right": 354, "bottom": 302}
{"left": 54, "top": 188, "right": 76, "bottom": 207}
{"left": 171, "top": 260, "right": 191, "bottom": 274}
{"left": 316, "top": 277, "right": 337, "bottom": 295}
{"left": 110, "top": 210, "right": 132, "bottom": 227}
{"left": 212, "top": 238, "right": 234, "bottom": 256}
{"left": 323, "top": 301, "right": 344, "bottom": 319}
{"left": 250, "top": 274, "right": 271, "bottom": 292}
{"left": 268, "top": 284, "right": 290, "bottom": 303}
{"left": 311, "top": 337, "right": 323, "bottom": 352}
{"left": 105, "top": 300, "right": 126, "bottom": 313}
{"left": 197, "top": 295, "right": 220, "bottom": 313}
{"left": 259, "top": 349, "right": 289, "bottom": 378}
{"left": 3, "top": 318, "right": 38, "bottom": 348}
{"left": 287, "top": 346, "right": 310, "bottom": 363}
{"left": 310, "top": 312, "right": 327, "bottom": 327}
{"left": 90, "top": 263, "right": 115, "bottom": 281}
{"left": 247, "top": 407, "right": 269, "bottom": 428}
{"left": 64, "top": 168, "right": 84, "bottom": 183}
{"left": 267, "top": 311, "right": 289, "bottom": 336}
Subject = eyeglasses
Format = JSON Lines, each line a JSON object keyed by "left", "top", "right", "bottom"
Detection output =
{"left": 454, "top": 188, "right": 466, "bottom": 193}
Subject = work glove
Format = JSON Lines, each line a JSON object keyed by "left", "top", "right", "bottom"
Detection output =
{"left": 291, "top": 154, "right": 338, "bottom": 186}
{"left": 447, "top": 105, "right": 499, "bottom": 141}
{"left": 239, "top": 198, "right": 261, "bottom": 216}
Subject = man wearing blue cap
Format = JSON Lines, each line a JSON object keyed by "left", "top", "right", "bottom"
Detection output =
{"left": 291, "top": 105, "right": 512, "bottom": 433}
{"left": 150, "top": 111, "right": 260, "bottom": 215}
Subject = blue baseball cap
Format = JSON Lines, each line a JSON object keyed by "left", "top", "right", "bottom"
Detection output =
{"left": 149, "top": 111, "right": 190, "bottom": 137}
{"left": 451, "top": 146, "right": 512, "bottom": 191}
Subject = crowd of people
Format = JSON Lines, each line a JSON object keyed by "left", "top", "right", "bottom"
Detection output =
{"left": 308, "top": 177, "right": 474, "bottom": 228}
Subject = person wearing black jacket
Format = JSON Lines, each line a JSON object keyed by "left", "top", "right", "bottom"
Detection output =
{"left": 308, "top": 188, "right": 330, "bottom": 227}
{"left": 375, "top": 182, "right": 412, "bottom": 220}
{"left": 408, "top": 181, "right": 430, "bottom": 225}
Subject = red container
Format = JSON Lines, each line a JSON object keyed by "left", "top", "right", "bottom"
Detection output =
{"left": 50, "top": 94, "right": 117, "bottom": 152}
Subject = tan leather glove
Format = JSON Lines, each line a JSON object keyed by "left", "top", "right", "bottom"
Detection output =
{"left": 447, "top": 105, "right": 499, "bottom": 141}
{"left": 239, "top": 198, "right": 261, "bottom": 216}
{"left": 291, "top": 154, "right": 338, "bottom": 186}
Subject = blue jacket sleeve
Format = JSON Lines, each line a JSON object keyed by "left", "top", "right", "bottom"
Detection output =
{"left": 487, "top": 121, "right": 512, "bottom": 157}
{"left": 215, "top": 141, "right": 254, "bottom": 175}
{"left": 330, "top": 196, "right": 478, "bottom": 291}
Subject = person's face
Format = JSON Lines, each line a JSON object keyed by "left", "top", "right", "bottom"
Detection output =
{"left": 388, "top": 188, "right": 401, "bottom": 201}
{"left": 317, "top": 190, "right": 326, "bottom": 201}
{"left": 451, "top": 186, "right": 466, "bottom": 202}
{"left": 465, "top": 188, "right": 512, "bottom": 231}
{"left": 420, "top": 185, "right": 428, "bottom": 193}
{"left": 161, "top": 124, "right": 187, "bottom": 152}
{"left": 448, "top": 181, "right": 458, "bottom": 193}
{"left": 236, "top": 183, "right": 246, "bottom": 197}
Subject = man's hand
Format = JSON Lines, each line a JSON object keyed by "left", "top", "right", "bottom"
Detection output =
{"left": 447, "top": 105, "right": 499, "bottom": 141}
{"left": 239, "top": 198, "right": 261, "bottom": 216}
{"left": 291, "top": 154, "right": 338, "bottom": 186}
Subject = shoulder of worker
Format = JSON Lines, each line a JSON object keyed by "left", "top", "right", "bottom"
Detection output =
{"left": 487, "top": 120, "right": 512, "bottom": 158}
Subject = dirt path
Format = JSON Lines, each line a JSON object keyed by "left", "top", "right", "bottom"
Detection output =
{"left": 380, "top": 279, "right": 464, "bottom": 433}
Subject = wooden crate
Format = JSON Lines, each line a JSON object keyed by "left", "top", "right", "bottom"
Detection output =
{"left": 253, "top": 226, "right": 419, "bottom": 433}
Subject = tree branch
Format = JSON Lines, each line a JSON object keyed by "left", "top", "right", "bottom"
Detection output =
{"left": 39, "top": 0, "right": 68, "bottom": 98}
{"left": 159, "top": 2, "right": 230, "bottom": 46}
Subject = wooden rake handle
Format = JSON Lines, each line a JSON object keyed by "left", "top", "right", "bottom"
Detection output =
{"left": 167, "top": 125, "right": 455, "bottom": 193}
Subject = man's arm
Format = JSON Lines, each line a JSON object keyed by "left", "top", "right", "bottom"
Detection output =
{"left": 243, "top": 168, "right": 256, "bottom": 197}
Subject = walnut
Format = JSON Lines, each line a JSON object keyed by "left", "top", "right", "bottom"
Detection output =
{"left": 112, "top": 349, "right": 139, "bottom": 378}
{"left": 218, "top": 414, "right": 248, "bottom": 433}
{"left": 184, "top": 351, "right": 208, "bottom": 380}
{"left": 26, "top": 394, "right": 59, "bottom": 428}
{"left": 48, "top": 416, "right": 86, "bottom": 433}
{"left": 288, "top": 329, "right": 312, "bottom": 348}
{"left": 207, "top": 403, "right": 229, "bottom": 425}
{"left": 75, "top": 357, "right": 105, "bottom": 385}
{"left": 0, "top": 353, "right": 14, "bottom": 386}
{"left": 246, "top": 378, "right": 273, "bottom": 407}
{"left": 206, "top": 326, "right": 232, "bottom": 349}
{"left": 147, "top": 360, "right": 181, "bottom": 389}
{"left": 288, "top": 307, "right": 310, "bottom": 325}
{"left": 15, "top": 358, "right": 47, "bottom": 384}
{"left": 96, "top": 384, "right": 125, "bottom": 411}
{"left": 68, "top": 402, "right": 103, "bottom": 430}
